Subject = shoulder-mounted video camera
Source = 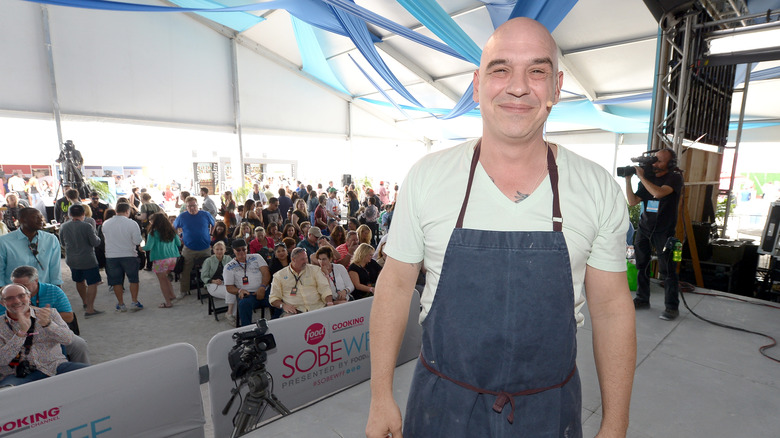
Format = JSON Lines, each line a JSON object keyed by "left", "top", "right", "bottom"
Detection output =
{"left": 617, "top": 151, "right": 660, "bottom": 177}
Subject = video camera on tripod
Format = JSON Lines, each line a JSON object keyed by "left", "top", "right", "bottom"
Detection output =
{"left": 616, "top": 150, "right": 659, "bottom": 178}
{"left": 227, "top": 319, "right": 277, "bottom": 381}
{"left": 223, "top": 320, "right": 291, "bottom": 437}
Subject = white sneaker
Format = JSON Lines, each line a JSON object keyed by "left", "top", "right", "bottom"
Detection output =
{"left": 226, "top": 314, "right": 236, "bottom": 324}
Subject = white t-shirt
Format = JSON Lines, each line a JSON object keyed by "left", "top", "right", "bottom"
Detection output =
{"left": 385, "top": 139, "right": 628, "bottom": 326}
{"left": 223, "top": 254, "right": 269, "bottom": 291}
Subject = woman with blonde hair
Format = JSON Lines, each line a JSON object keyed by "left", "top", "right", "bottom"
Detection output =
{"left": 291, "top": 198, "right": 308, "bottom": 233}
{"left": 233, "top": 221, "right": 254, "bottom": 240}
{"left": 356, "top": 224, "right": 373, "bottom": 247}
{"left": 348, "top": 243, "right": 381, "bottom": 300}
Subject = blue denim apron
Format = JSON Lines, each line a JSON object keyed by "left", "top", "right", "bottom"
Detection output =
{"left": 403, "top": 141, "right": 581, "bottom": 437}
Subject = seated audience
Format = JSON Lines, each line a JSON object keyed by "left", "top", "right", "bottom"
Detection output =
{"left": 224, "top": 239, "right": 277, "bottom": 327}
{"left": 210, "top": 221, "right": 230, "bottom": 249}
{"left": 266, "top": 222, "right": 282, "bottom": 244}
{"left": 268, "top": 243, "right": 290, "bottom": 276}
{"left": 299, "top": 221, "right": 311, "bottom": 241}
{"left": 241, "top": 199, "right": 262, "bottom": 228}
{"left": 290, "top": 199, "right": 308, "bottom": 233}
{"left": 282, "top": 223, "right": 299, "bottom": 243}
{"left": 357, "top": 224, "right": 374, "bottom": 248}
{"left": 316, "top": 247, "right": 354, "bottom": 305}
{"left": 0, "top": 284, "right": 88, "bottom": 386}
{"left": 201, "top": 241, "right": 236, "bottom": 323}
{"left": 297, "top": 226, "right": 321, "bottom": 258}
{"left": 330, "top": 225, "right": 346, "bottom": 248}
{"left": 283, "top": 237, "right": 296, "bottom": 252}
{"left": 336, "top": 230, "right": 360, "bottom": 269}
{"left": 268, "top": 247, "right": 333, "bottom": 317}
{"left": 347, "top": 217, "right": 359, "bottom": 232}
{"left": 233, "top": 222, "right": 254, "bottom": 241}
{"left": 349, "top": 243, "right": 382, "bottom": 300}
{"left": 7, "top": 265, "right": 90, "bottom": 364}
{"left": 249, "top": 227, "right": 274, "bottom": 262}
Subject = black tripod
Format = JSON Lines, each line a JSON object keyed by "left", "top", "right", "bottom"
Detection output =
{"left": 222, "top": 320, "right": 290, "bottom": 437}
{"left": 224, "top": 367, "right": 291, "bottom": 437}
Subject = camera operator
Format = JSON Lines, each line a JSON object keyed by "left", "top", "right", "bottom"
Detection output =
{"left": 0, "top": 284, "right": 88, "bottom": 386}
{"left": 625, "top": 148, "right": 684, "bottom": 321}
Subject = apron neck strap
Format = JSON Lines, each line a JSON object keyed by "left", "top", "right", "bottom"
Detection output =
{"left": 456, "top": 140, "right": 563, "bottom": 232}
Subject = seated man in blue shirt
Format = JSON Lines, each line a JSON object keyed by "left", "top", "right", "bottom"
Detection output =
{"left": 2, "top": 266, "right": 90, "bottom": 365}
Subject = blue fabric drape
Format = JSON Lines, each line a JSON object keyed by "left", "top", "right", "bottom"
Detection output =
{"left": 168, "top": 0, "right": 262, "bottom": 32}
{"left": 330, "top": 2, "right": 423, "bottom": 107}
{"left": 395, "top": 0, "right": 481, "bottom": 64}
{"left": 167, "top": 0, "right": 262, "bottom": 32}
{"left": 321, "top": 0, "right": 467, "bottom": 61}
{"left": 291, "top": 16, "right": 349, "bottom": 94}
{"left": 349, "top": 56, "right": 412, "bottom": 120}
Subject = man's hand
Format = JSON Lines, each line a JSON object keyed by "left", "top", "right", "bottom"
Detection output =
{"left": 366, "top": 393, "right": 403, "bottom": 438}
{"left": 634, "top": 166, "right": 644, "bottom": 179}
{"left": 281, "top": 303, "right": 297, "bottom": 314}
{"left": 37, "top": 304, "right": 53, "bottom": 327}
{"left": 16, "top": 313, "right": 32, "bottom": 335}
{"left": 211, "top": 279, "right": 223, "bottom": 285}
{"left": 237, "top": 289, "right": 250, "bottom": 299}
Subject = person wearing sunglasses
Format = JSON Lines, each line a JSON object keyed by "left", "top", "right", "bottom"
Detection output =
{"left": 0, "top": 207, "right": 62, "bottom": 287}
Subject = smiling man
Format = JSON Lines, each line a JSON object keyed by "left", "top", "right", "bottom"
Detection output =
{"left": 0, "top": 283, "right": 88, "bottom": 386}
{"left": 366, "top": 18, "right": 636, "bottom": 438}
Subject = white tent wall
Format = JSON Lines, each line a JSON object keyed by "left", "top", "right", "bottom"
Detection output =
{"left": 0, "top": 2, "right": 53, "bottom": 114}
{"left": 0, "top": 1, "right": 426, "bottom": 190}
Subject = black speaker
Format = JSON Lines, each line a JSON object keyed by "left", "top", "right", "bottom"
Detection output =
{"left": 341, "top": 174, "right": 352, "bottom": 187}
{"left": 642, "top": 0, "right": 694, "bottom": 22}
{"left": 759, "top": 202, "right": 780, "bottom": 255}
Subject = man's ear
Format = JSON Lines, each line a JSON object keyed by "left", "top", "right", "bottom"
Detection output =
{"left": 472, "top": 69, "right": 481, "bottom": 103}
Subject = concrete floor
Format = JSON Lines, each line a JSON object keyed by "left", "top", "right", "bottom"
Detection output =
{"left": 60, "top": 261, "right": 780, "bottom": 438}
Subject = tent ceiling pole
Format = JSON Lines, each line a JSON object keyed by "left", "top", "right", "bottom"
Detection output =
{"left": 40, "top": 5, "right": 63, "bottom": 148}
{"left": 231, "top": 37, "right": 245, "bottom": 187}
{"left": 722, "top": 63, "right": 751, "bottom": 237}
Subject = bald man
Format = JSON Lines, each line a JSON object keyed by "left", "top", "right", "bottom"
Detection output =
{"left": 366, "top": 18, "right": 635, "bottom": 437}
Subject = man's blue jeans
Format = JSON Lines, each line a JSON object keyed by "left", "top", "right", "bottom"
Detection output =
{"left": 238, "top": 293, "right": 282, "bottom": 327}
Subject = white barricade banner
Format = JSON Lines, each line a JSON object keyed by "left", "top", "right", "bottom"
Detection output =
{"left": 0, "top": 343, "right": 205, "bottom": 438}
{"left": 207, "top": 292, "right": 422, "bottom": 437}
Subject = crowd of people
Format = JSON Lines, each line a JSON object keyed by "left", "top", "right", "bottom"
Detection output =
{"left": 0, "top": 175, "right": 397, "bottom": 386}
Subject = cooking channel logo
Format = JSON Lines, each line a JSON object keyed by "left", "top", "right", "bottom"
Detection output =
{"left": 1, "top": 407, "right": 61, "bottom": 436}
{"left": 280, "top": 320, "right": 370, "bottom": 388}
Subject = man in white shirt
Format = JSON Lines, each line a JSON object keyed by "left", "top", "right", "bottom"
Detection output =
{"left": 101, "top": 203, "right": 143, "bottom": 312}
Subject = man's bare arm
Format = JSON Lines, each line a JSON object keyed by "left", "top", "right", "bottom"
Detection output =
{"left": 366, "top": 256, "right": 420, "bottom": 438}
{"left": 585, "top": 265, "right": 636, "bottom": 438}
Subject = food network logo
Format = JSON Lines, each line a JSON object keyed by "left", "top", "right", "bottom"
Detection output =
{"left": 305, "top": 323, "right": 326, "bottom": 345}
{"left": 1, "top": 407, "right": 61, "bottom": 435}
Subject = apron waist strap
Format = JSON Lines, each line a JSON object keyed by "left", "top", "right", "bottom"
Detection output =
{"left": 419, "top": 352, "right": 576, "bottom": 424}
